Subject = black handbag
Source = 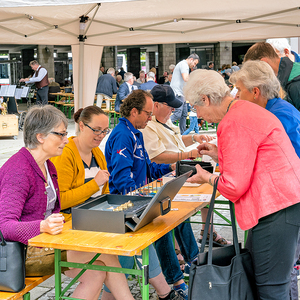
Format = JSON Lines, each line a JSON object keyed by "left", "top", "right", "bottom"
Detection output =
{"left": 0, "top": 230, "right": 26, "bottom": 292}
{"left": 188, "top": 178, "right": 257, "bottom": 300}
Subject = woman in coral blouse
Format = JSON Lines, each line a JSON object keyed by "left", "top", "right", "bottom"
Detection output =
{"left": 184, "top": 69, "right": 300, "bottom": 300}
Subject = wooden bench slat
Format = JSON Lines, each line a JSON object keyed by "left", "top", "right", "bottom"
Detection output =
{"left": 0, "top": 275, "right": 51, "bottom": 300}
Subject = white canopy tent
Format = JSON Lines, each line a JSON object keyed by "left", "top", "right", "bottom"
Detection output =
{"left": 0, "top": 0, "right": 299, "bottom": 108}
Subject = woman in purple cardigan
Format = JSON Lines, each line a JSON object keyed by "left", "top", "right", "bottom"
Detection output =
{"left": 0, "top": 105, "right": 136, "bottom": 300}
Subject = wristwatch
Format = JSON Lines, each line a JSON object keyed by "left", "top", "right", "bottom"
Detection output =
{"left": 191, "top": 134, "right": 196, "bottom": 143}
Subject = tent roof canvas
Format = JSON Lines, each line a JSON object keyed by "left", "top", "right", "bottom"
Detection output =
{"left": 0, "top": 0, "right": 299, "bottom": 47}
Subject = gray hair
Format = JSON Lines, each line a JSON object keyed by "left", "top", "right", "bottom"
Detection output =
{"left": 29, "top": 60, "right": 39, "bottom": 66}
{"left": 107, "top": 68, "right": 115, "bottom": 75}
{"left": 147, "top": 72, "right": 155, "bottom": 80}
{"left": 184, "top": 69, "right": 230, "bottom": 106}
{"left": 24, "top": 105, "right": 68, "bottom": 149}
{"left": 124, "top": 72, "right": 133, "bottom": 82}
{"left": 169, "top": 64, "right": 175, "bottom": 71}
{"left": 187, "top": 53, "right": 200, "bottom": 61}
{"left": 266, "top": 38, "right": 291, "bottom": 55}
{"left": 229, "top": 60, "right": 280, "bottom": 99}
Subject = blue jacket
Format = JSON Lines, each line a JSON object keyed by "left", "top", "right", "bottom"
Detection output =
{"left": 115, "top": 82, "right": 130, "bottom": 112}
{"left": 139, "top": 81, "right": 158, "bottom": 91}
{"left": 266, "top": 97, "right": 300, "bottom": 157}
{"left": 291, "top": 50, "right": 300, "bottom": 63}
{"left": 95, "top": 74, "right": 118, "bottom": 98}
{"left": 105, "top": 117, "right": 170, "bottom": 194}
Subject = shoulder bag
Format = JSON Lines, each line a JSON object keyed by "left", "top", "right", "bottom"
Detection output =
{"left": 0, "top": 230, "right": 26, "bottom": 292}
{"left": 188, "top": 178, "right": 257, "bottom": 300}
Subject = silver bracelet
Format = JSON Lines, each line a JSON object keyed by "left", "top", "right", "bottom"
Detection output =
{"left": 208, "top": 174, "right": 214, "bottom": 186}
{"left": 192, "top": 133, "right": 196, "bottom": 143}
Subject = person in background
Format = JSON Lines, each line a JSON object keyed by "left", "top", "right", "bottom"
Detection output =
{"left": 206, "top": 62, "right": 214, "bottom": 70}
{"left": 98, "top": 66, "right": 105, "bottom": 77}
{"left": 20, "top": 60, "right": 49, "bottom": 105}
{"left": 136, "top": 70, "right": 146, "bottom": 84}
{"left": 231, "top": 61, "right": 240, "bottom": 72}
{"left": 182, "top": 104, "right": 200, "bottom": 135}
{"left": 118, "top": 67, "right": 126, "bottom": 79}
{"left": 95, "top": 67, "right": 118, "bottom": 108}
{"left": 115, "top": 72, "right": 134, "bottom": 112}
{"left": 267, "top": 38, "right": 300, "bottom": 62}
{"left": 158, "top": 71, "right": 169, "bottom": 84}
{"left": 139, "top": 71, "right": 158, "bottom": 91}
{"left": 169, "top": 64, "right": 176, "bottom": 74}
{"left": 116, "top": 74, "right": 124, "bottom": 88}
{"left": 170, "top": 53, "right": 199, "bottom": 134}
{"left": 164, "top": 73, "right": 172, "bottom": 85}
{"left": 229, "top": 60, "right": 300, "bottom": 300}
{"left": 185, "top": 69, "right": 300, "bottom": 300}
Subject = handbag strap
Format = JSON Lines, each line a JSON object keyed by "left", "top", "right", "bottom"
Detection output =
{"left": 0, "top": 230, "right": 6, "bottom": 246}
{"left": 199, "top": 177, "right": 240, "bottom": 265}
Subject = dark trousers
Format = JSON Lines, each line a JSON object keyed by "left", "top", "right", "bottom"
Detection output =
{"left": 36, "top": 86, "right": 49, "bottom": 105}
{"left": 245, "top": 202, "right": 300, "bottom": 300}
{"left": 170, "top": 95, "right": 188, "bottom": 134}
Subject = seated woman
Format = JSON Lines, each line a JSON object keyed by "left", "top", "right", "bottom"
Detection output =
{"left": 229, "top": 60, "right": 300, "bottom": 300}
{"left": 184, "top": 69, "right": 300, "bottom": 300}
{"left": 51, "top": 106, "right": 184, "bottom": 300}
{"left": 0, "top": 105, "right": 135, "bottom": 300}
{"left": 0, "top": 106, "right": 68, "bottom": 276}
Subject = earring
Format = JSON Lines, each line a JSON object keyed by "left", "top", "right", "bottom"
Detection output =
{"left": 254, "top": 96, "right": 256, "bottom": 100}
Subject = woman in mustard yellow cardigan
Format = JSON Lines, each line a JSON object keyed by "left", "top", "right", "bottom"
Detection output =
{"left": 51, "top": 106, "right": 135, "bottom": 300}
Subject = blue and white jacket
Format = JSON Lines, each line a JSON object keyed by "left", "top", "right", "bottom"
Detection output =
{"left": 105, "top": 117, "right": 171, "bottom": 194}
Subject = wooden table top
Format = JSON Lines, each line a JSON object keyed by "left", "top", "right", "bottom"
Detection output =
{"left": 49, "top": 92, "right": 74, "bottom": 97}
{"left": 29, "top": 183, "right": 214, "bottom": 256}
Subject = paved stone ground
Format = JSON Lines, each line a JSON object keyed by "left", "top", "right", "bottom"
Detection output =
{"left": 1, "top": 104, "right": 299, "bottom": 299}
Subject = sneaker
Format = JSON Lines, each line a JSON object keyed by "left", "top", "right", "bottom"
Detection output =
{"left": 169, "top": 289, "right": 185, "bottom": 300}
{"left": 183, "top": 263, "right": 191, "bottom": 275}
{"left": 173, "top": 282, "right": 188, "bottom": 300}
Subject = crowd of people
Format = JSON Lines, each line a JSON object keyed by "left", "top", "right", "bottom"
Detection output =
{"left": 0, "top": 37, "right": 300, "bottom": 300}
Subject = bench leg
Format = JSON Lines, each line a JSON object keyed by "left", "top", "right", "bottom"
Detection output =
{"left": 55, "top": 249, "right": 62, "bottom": 300}
{"left": 23, "top": 292, "right": 30, "bottom": 300}
{"left": 142, "top": 247, "right": 149, "bottom": 300}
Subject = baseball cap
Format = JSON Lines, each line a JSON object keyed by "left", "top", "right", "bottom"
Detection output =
{"left": 151, "top": 85, "right": 182, "bottom": 108}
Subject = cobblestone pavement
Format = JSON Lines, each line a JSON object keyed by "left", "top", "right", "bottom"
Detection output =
{"left": 1, "top": 107, "right": 299, "bottom": 299}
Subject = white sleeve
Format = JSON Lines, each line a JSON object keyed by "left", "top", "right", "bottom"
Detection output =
{"left": 27, "top": 67, "right": 47, "bottom": 84}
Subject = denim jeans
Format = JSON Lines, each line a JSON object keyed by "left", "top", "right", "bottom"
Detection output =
{"left": 103, "top": 243, "right": 161, "bottom": 293}
{"left": 183, "top": 116, "right": 199, "bottom": 135}
{"left": 155, "top": 221, "right": 199, "bottom": 284}
{"left": 170, "top": 95, "right": 188, "bottom": 134}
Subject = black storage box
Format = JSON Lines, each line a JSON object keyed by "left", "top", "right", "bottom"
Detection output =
{"left": 72, "top": 194, "right": 152, "bottom": 234}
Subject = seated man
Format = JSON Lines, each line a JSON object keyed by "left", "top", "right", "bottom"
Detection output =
{"left": 105, "top": 89, "right": 198, "bottom": 300}
{"left": 115, "top": 72, "right": 134, "bottom": 112}
{"left": 139, "top": 71, "right": 158, "bottom": 91}
{"left": 141, "top": 85, "right": 231, "bottom": 247}
{"left": 95, "top": 67, "right": 118, "bottom": 108}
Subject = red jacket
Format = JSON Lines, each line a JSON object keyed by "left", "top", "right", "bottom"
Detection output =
{"left": 217, "top": 100, "right": 300, "bottom": 230}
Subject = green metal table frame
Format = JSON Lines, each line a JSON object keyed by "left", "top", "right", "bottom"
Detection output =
{"left": 53, "top": 247, "right": 150, "bottom": 300}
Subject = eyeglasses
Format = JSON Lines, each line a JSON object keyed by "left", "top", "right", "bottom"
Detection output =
{"left": 84, "top": 123, "right": 111, "bottom": 135}
{"left": 50, "top": 131, "right": 68, "bottom": 139}
{"left": 142, "top": 110, "right": 153, "bottom": 117}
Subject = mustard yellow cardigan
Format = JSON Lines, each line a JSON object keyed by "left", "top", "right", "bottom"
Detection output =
{"left": 51, "top": 137, "right": 109, "bottom": 221}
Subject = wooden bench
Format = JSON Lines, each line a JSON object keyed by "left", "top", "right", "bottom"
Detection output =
{"left": 0, "top": 275, "right": 51, "bottom": 300}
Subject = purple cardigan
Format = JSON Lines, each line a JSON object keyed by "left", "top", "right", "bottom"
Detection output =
{"left": 0, "top": 147, "right": 61, "bottom": 244}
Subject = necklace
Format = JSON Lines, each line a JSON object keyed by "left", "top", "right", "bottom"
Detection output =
{"left": 226, "top": 99, "right": 235, "bottom": 113}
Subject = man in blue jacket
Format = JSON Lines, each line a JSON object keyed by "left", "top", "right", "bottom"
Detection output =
{"left": 105, "top": 90, "right": 199, "bottom": 299}
{"left": 115, "top": 72, "right": 135, "bottom": 112}
{"left": 139, "top": 71, "right": 158, "bottom": 91}
{"left": 95, "top": 67, "right": 118, "bottom": 108}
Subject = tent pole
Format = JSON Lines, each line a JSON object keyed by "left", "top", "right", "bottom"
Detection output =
{"left": 78, "top": 41, "right": 84, "bottom": 108}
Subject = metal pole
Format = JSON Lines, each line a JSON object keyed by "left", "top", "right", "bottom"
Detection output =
{"left": 78, "top": 41, "right": 84, "bottom": 108}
